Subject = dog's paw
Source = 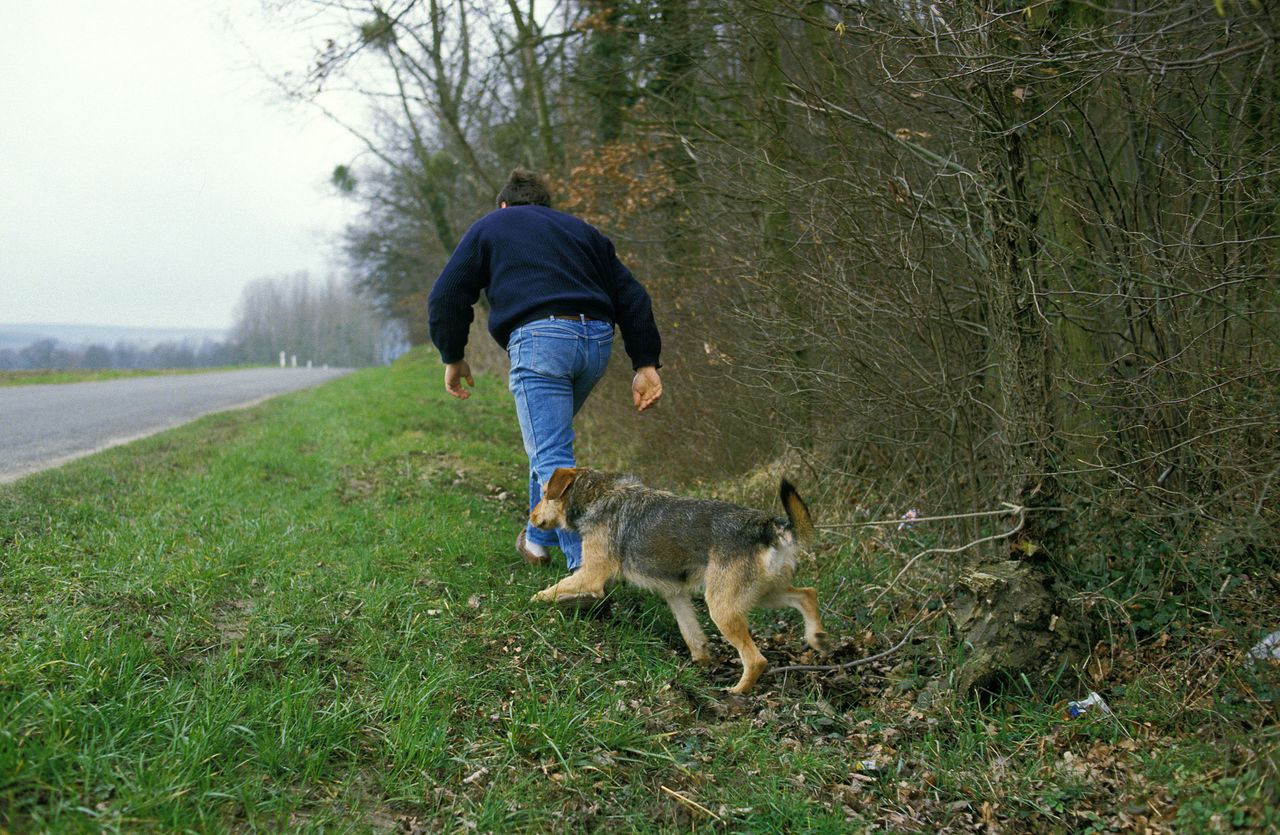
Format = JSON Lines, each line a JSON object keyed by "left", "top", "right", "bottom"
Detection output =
{"left": 531, "top": 587, "right": 559, "bottom": 603}
{"left": 718, "top": 690, "right": 752, "bottom": 708}
{"left": 689, "top": 649, "right": 714, "bottom": 666}
{"left": 809, "top": 631, "right": 835, "bottom": 654}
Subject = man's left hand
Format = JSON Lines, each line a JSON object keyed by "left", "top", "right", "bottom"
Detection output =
{"left": 632, "top": 366, "right": 663, "bottom": 411}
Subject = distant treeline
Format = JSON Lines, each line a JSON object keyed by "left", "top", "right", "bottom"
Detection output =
{"left": 0, "top": 337, "right": 241, "bottom": 371}
{"left": 231, "top": 272, "right": 406, "bottom": 368}
{"left": 0, "top": 273, "right": 407, "bottom": 371}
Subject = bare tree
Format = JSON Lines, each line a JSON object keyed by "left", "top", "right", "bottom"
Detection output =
{"left": 232, "top": 272, "right": 385, "bottom": 366}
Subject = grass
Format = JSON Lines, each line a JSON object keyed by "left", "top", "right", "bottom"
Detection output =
{"left": 1, "top": 349, "right": 1275, "bottom": 832}
{"left": 0, "top": 367, "right": 256, "bottom": 387}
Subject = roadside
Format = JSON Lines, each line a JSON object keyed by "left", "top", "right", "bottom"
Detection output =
{"left": 0, "top": 366, "right": 256, "bottom": 387}
{"left": 0, "top": 367, "right": 352, "bottom": 483}
{"left": 0, "top": 351, "right": 1273, "bottom": 831}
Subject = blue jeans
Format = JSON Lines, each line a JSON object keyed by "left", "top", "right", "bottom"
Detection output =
{"left": 507, "top": 316, "right": 613, "bottom": 571}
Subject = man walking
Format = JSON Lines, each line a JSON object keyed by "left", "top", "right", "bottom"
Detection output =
{"left": 428, "top": 168, "right": 663, "bottom": 581}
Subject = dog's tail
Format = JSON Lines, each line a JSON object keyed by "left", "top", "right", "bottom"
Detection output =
{"left": 780, "top": 479, "right": 815, "bottom": 547}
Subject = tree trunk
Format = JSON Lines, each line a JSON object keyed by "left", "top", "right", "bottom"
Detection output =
{"left": 950, "top": 100, "right": 1083, "bottom": 697}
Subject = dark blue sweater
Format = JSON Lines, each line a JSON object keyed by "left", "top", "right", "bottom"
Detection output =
{"left": 428, "top": 205, "right": 662, "bottom": 370}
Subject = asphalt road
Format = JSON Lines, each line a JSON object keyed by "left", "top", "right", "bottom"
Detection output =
{"left": 0, "top": 367, "right": 353, "bottom": 483}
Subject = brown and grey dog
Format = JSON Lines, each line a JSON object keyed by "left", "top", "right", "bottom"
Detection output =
{"left": 530, "top": 467, "right": 831, "bottom": 694}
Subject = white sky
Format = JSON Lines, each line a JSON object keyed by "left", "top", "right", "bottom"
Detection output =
{"left": 0, "top": 1, "right": 368, "bottom": 331}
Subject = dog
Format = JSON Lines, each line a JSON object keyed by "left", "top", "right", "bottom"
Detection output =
{"left": 529, "top": 467, "right": 831, "bottom": 694}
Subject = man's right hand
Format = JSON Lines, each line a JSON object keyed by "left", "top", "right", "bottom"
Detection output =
{"left": 444, "top": 360, "right": 475, "bottom": 400}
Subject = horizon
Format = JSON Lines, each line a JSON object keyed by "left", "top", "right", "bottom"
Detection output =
{"left": 1, "top": 321, "right": 229, "bottom": 331}
{"left": 0, "top": 323, "right": 233, "bottom": 353}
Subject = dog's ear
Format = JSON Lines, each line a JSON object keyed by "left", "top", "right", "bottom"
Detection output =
{"left": 544, "top": 467, "right": 579, "bottom": 501}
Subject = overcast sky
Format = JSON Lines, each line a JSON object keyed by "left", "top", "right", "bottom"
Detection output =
{"left": 1, "top": 1, "right": 367, "bottom": 331}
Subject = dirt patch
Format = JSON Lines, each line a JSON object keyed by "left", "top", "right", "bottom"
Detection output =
{"left": 337, "top": 449, "right": 526, "bottom": 518}
{"left": 213, "top": 598, "right": 255, "bottom": 644}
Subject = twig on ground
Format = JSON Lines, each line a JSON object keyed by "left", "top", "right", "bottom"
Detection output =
{"left": 868, "top": 511, "right": 1027, "bottom": 608}
{"left": 659, "top": 785, "right": 722, "bottom": 821}
{"left": 816, "top": 502, "right": 1032, "bottom": 530}
{"left": 766, "top": 623, "right": 920, "bottom": 678}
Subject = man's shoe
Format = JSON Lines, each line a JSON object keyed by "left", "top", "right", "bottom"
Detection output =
{"left": 516, "top": 530, "right": 550, "bottom": 567}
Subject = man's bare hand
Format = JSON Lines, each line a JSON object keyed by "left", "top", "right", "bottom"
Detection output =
{"left": 444, "top": 360, "right": 475, "bottom": 400}
{"left": 632, "top": 366, "right": 663, "bottom": 411}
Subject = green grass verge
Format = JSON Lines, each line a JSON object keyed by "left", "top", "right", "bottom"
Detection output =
{"left": 2, "top": 351, "right": 1275, "bottom": 832}
{"left": 0, "top": 367, "right": 258, "bottom": 387}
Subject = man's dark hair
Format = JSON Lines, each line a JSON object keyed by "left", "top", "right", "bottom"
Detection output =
{"left": 497, "top": 168, "right": 552, "bottom": 208}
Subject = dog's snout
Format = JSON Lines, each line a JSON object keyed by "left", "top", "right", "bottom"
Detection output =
{"left": 529, "top": 503, "right": 553, "bottom": 529}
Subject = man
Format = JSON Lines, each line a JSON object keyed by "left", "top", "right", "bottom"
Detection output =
{"left": 428, "top": 168, "right": 663, "bottom": 580}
